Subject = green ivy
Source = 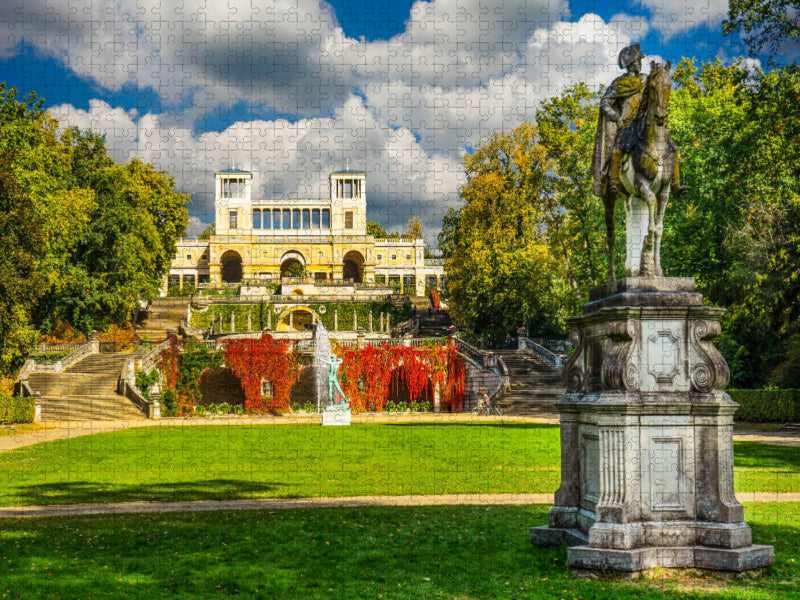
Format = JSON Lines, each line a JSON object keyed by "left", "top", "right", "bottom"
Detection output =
{"left": 135, "top": 368, "right": 160, "bottom": 397}
{"left": 177, "top": 342, "right": 224, "bottom": 403}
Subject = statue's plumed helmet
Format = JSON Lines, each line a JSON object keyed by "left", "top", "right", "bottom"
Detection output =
{"left": 618, "top": 43, "right": 643, "bottom": 69}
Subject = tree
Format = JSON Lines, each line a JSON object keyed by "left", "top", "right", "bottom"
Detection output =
{"left": 0, "top": 84, "right": 189, "bottom": 373}
{"left": 366, "top": 220, "right": 388, "bottom": 238}
{"left": 402, "top": 216, "right": 424, "bottom": 239}
{"left": 723, "top": 0, "right": 800, "bottom": 61}
{"left": 536, "top": 83, "right": 606, "bottom": 300}
{"left": 667, "top": 58, "right": 800, "bottom": 386}
{"left": 197, "top": 222, "right": 215, "bottom": 240}
{"left": 444, "top": 123, "right": 573, "bottom": 340}
{"left": 0, "top": 150, "right": 44, "bottom": 373}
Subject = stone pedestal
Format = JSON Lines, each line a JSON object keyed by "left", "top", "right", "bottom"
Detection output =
{"left": 530, "top": 278, "right": 774, "bottom": 573}
{"left": 322, "top": 405, "right": 351, "bottom": 426}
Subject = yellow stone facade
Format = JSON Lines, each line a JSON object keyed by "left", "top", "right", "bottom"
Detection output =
{"left": 167, "top": 169, "right": 444, "bottom": 296}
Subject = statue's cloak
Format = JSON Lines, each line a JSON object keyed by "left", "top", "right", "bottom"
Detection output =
{"left": 591, "top": 73, "right": 644, "bottom": 196}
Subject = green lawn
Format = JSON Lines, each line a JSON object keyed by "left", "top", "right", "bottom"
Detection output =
{"left": 0, "top": 503, "right": 797, "bottom": 599}
{"left": 0, "top": 423, "right": 796, "bottom": 506}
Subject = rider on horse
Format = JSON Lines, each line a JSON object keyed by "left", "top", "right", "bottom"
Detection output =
{"left": 592, "top": 44, "right": 685, "bottom": 199}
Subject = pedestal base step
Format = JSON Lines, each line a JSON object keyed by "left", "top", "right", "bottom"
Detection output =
{"left": 566, "top": 544, "right": 774, "bottom": 573}
{"left": 322, "top": 408, "right": 351, "bottom": 426}
{"left": 529, "top": 525, "right": 588, "bottom": 548}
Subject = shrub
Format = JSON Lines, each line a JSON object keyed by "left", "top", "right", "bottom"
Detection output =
{"left": 0, "top": 394, "right": 35, "bottom": 424}
{"left": 729, "top": 389, "right": 800, "bottom": 422}
{"left": 419, "top": 401, "right": 431, "bottom": 412}
{"left": 384, "top": 400, "right": 396, "bottom": 413}
{"left": 302, "top": 402, "right": 315, "bottom": 413}
{"left": 160, "top": 389, "right": 177, "bottom": 417}
{"left": 290, "top": 402, "right": 301, "bottom": 413}
{"left": 135, "top": 368, "right": 159, "bottom": 397}
{"left": 29, "top": 351, "right": 70, "bottom": 362}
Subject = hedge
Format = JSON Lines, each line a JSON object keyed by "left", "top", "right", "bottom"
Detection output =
{"left": 0, "top": 394, "right": 35, "bottom": 424}
{"left": 729, "top": 389, "right": 800, "bottom": 423}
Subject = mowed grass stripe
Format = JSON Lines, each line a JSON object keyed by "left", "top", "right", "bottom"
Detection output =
{"left": 0, "top": 423, "right": 561, "bottom": 506}
{"left": 0, "top": 503, "right": 797, "bottom": 599}
{"left": 0, "top": 423, "right": 797, "bottom": 506}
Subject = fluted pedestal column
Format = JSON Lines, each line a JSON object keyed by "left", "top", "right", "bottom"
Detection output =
{"left": 530, "top": 278, "right": 773, "bottom": 573}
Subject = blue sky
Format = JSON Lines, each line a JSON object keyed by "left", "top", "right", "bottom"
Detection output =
{"left": 0, "top": 0, "right": 773, "bottom": 240}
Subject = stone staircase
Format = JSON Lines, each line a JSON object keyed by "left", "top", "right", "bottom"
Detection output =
{"left": 493, "top": 349, "right": 564, "bottom": 417}
{"left": 135, "top": 297, "right": 190, "bottom": 341}
{"left": 27, "top": 353, "right": 146, "bottom": 422}
{"left": 416, "top": 312, "right": 452, "bottom": 338}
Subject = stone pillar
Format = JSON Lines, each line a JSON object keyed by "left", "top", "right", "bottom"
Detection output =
{"left": 267, "top": 309, "right": 272, "bottom": 330}
{"left": 353, "top": 309, "right": 357, "bottom": 331}
{"left": 231, "top": 312, "right": 235, "bottom": 333}
{"left": 218, "top": 314, "right": 223, "bottom": 333}
{"left": 530, "top": 277, "right": 774, "bottom": 574}
{"left": 380, "top": 312, "right": 384, "bottom": 333}
{"left": 369, "top": 312, "right": 373, "bottom": 333}
{"left": 247, "top": 310, "right": 252, "bottom": 332}
{"left": 334, "top": 309, "right": 338, "bottom": 332}
{"left": 289, "top": 310, "right": 294, "bottom": 329}
{"left": 357, "top": 333, "right": 365, "bottom": 349}
{"left": 433, "top": 383, "right": 440, "bottom": 413}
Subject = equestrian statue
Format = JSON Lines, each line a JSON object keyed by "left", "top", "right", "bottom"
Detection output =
{"left": 592, "top": 44, "right": 686, "bottom": 279}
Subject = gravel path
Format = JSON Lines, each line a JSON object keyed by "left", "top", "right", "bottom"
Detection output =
{"left": 2, "top": 491, "right": 799, "bottom": 520}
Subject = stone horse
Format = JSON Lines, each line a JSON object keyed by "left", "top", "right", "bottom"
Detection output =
{"left": 604, "top": 61, "right": 677, "bottom": 279}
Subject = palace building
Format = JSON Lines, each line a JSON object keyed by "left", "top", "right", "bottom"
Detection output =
{"left": 167, "top": 169, "right": 445, "bottom": 296}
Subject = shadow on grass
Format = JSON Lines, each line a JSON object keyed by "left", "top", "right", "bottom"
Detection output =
{"left": 383, "top": 421, "right": 559, "bottom": 430}
{"left": 9, "top": 479, "right": 289, "bottom": 506}
{"left": 735, "top": 441, "right": 800, "bottom": 471}
{"left": 1, "top": 504, "right": 797, "bottom": 599}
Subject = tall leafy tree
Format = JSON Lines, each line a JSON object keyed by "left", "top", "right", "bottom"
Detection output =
{"left": 723, "top": 0, "right": 800, "bottom": 61}
{"left": 667, "top": 59, "right": 800, "bottom": 386}
{"left": 536, "top": 83, "right": 606, "bottom": 300}
{"left": 0, "top": 84, "right": 189, "bottom": 373}
{"left": 443, "top": 123, "right": 573, "bottom": 340}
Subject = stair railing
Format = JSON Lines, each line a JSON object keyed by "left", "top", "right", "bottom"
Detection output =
{"left": 451, "top": 336, "right": 510, "bottom": 410}
{"left": 518, "top": 336, "right": 567, "bottom": 367}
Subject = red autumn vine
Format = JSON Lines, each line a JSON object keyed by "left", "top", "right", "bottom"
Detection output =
{"left": 336, "top": 340, "right": 465, "bottom": 413}
{"left": 222, "top": 332, "right": 301, "bottom": 413}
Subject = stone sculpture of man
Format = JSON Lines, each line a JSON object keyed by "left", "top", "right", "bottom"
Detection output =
{"left": 592, "top": 43, "right": 645, "bottom": 196}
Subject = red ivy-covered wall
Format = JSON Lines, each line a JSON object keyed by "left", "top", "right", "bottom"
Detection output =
{"left": 222, "top": 333, "right": 300, "bottom": 413}
{"left": 336, "top": 340, "right": 465, "bottom": 413}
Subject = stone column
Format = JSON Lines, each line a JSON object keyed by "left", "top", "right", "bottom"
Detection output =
{"left": 267, "top": 309, "right": 272, "bottom": 330}
{"left": 231, "top": 313, "right": 235, "bottom": 333}
{"left": 433, "top": 383, "right": 440, "bottom": 413}
{"left": 380, "top": 312, "right": 384, "bottom": 333}
{"left": 529, "top": 277, "right": 774, "bottom": 574}
{"left": 353, "top": 309, "right": 357, "bottom": 331}
{"left": 247, "top": 310, "right": 252, "bottom": 332}
{"left": 369, "top": 312, "right": 373, "bottom": 333}
{"left": 218, "top": 314, "right": 223, "bottom": 333}
{"left": 334, "top": 309, "right": 338, "bottom": 332}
